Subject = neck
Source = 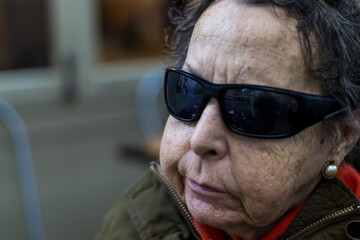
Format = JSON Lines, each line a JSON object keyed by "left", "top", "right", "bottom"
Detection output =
{"left": 223, "top": 220, "right": 279, "bottom": 240}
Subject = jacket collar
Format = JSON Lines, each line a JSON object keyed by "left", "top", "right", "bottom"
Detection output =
{"left": 279, "top": 177, "right": 360, "bottom": 239}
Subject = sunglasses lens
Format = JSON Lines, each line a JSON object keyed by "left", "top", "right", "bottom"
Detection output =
{"left": 223, "top": 89, "right": 299, "bottom": 135}
{"left": 166, "top": 72, "right": 204, "bottom": 120}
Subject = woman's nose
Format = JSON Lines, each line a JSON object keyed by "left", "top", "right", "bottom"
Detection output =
{"left": 190, "top": 99, "right": 229, "bottom": 159}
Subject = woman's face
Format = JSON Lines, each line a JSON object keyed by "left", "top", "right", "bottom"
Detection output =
{"left": 160, "top": 0, "right": 344, "bottom": 237}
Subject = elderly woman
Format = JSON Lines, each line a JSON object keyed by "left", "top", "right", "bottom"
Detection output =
{"left": 97, "top": 0, "right": 360, "bottom": 239}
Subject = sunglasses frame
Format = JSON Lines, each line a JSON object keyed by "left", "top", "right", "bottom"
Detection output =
{"left": 164, "top": 67, "right": 345, "bottom": 138}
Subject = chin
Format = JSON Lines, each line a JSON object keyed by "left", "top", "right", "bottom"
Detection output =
{"left": 187, "top": 196, "right": 241, "bottom": 227}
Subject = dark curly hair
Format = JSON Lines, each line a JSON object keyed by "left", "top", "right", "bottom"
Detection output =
{"left": 165, "top": 0, "right": 360, "bottom": 167}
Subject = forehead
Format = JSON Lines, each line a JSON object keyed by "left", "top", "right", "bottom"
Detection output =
{"left": 184, "top": 0, "right": 322, "bottom": 94}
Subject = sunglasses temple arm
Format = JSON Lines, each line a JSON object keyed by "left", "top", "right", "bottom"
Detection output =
{"left": 324, "top": 108, "right": 347, "bottom": 120}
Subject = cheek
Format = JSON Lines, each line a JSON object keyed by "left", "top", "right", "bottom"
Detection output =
{"left": 227, "top": 147, "right": 296, "bottom": 203}
{"left": 160, "top": 118, "right": 192, "bottom": 195}
{"left": 228, "top": 125, "right": 332, "bottom": 206}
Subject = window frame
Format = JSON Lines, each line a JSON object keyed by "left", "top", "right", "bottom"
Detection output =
{"left": 0, "top": 0, "right": 166, "bottom": 106}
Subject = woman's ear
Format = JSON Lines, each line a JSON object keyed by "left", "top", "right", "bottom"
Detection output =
{"left": 332, "top": 110, "right": 360, "bottom": 163}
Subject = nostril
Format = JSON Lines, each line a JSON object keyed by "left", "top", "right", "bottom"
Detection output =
{"left": 210, "top": 150, "right": 217, "bottom": 156}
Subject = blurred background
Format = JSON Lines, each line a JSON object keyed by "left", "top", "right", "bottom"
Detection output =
{"left": 0, "top": 0, "right": 169, "bottom": 239}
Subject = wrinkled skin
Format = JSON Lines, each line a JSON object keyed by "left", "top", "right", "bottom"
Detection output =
{"left": 160, "top": 0, "right": 352, "bottom": 239}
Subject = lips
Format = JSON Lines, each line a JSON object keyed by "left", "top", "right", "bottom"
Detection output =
{"left": 187, "top": 178, "right": 224, "bottom": 194}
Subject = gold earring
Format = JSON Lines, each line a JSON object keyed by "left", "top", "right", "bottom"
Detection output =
{"left": 322, "top": 160, "right": 338, "bottom": 179}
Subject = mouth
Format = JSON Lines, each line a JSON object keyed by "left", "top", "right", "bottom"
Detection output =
{"left": 186, "top": 178, "right": 225, "bottom": 194}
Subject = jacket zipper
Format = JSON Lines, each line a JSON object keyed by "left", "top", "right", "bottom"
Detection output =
{"left": 286, "top": 205, "right": 360, "bottom": 240}
{"left": 149, "top": 162, "right": 200, "bottom": 239}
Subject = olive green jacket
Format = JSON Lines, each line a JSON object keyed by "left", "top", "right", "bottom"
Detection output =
{"left": 96, "top": 162, "right": 360, "bottom": 240}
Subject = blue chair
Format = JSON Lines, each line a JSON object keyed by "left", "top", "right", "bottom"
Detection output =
{"left": 0, "top": 99, "right": 46, "bottom": 240}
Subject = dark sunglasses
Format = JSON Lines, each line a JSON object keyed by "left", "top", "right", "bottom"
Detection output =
{"left": 164, "top": 67, "right": 345, "bottom": 138}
